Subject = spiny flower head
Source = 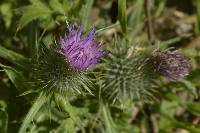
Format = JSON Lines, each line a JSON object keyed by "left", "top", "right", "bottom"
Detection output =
{"left": 59, "top": 24, "right": 108, "bottom": 71}
{"left": 153, "top": 49, "right": 191, "bottom": 81}
{"left": 100, "top": 40, "right": 157, "bottom": 103}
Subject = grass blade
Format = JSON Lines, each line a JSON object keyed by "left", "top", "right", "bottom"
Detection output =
{"left": 81, "top": 0, "right": 94, "bottom": 31}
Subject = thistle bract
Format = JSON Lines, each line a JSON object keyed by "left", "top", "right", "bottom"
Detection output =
{"left": 153, "top": 50, "right": 191, "bottom": 81}
{"left": 32, "top": 46, "right": 92, "bottom": 94}
{"left": 101, "top": 40, "right": 157, "bottom": 103}
{"left": 59, "top": 24, "right": 107, "bottom": 70}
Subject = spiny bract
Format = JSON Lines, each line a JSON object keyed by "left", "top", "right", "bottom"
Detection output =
{"left": 32, "top": 45, "right": 92, "bottom": 94}
{"left": 100, "top": 40, "right": 157, "bottom": 103}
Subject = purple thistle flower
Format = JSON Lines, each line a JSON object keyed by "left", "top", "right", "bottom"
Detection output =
{"left": 153, "top": 50, "right": 191, "bottom": 81}
{"left": 59, "top": 24, "right": 108, "bottom": 70}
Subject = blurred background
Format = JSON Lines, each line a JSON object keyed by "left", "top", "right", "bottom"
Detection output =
{"left": 1, "top": 0, "right": 200, "bottom": 133}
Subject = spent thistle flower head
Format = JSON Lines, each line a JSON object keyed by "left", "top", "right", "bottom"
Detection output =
{"left": 59, "top": 24, "right": 108, "bottom": 70}
{"left": 153, "top": 49, "right": 191, "bottom": 81}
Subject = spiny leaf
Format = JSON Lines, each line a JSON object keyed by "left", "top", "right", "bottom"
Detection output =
{"left": 54, "top": 93, "right": 87, "bottom": 131}
{"left": 18, "top": 1, "right": 52, "bottom": 30}
{"left": 54, "top": 93, "right": 86, "bottom": 120}
{"left": 0, "top": 45, "right": 28, "bottom": 67}
{"left": 179, "top": 79, "right": 197, "bottom": 98}
{"left": 19, "top": 92, "right": 49, "bottom": 133}
{"left": 49, "top": 0, "right": 65, "bottom": 14}
{"left": 0, "top": 64, "right": 29, "bottom": 93}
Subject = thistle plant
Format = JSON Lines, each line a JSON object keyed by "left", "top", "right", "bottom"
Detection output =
{"left": 16, "top": 23, "right": 108, "bottom": 133}
{"left": 100, "top": 39, "right": 157, "bottom": 104}
{"left": 153, "top": 49, "right": 191, "bottom": 81}
{"left": 1, "top": 0, "right": 199, "bottom": 132}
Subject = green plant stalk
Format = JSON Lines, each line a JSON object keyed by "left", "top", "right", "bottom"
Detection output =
{"left": 118, "top": 0, "right": 127, "bottom": 34}
{"left": 101, "top": 103, "right": 116, "bottom": 133}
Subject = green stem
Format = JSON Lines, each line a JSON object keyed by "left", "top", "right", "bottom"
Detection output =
{"left": 101, "top": 103, "right": 116, "bottom": 133}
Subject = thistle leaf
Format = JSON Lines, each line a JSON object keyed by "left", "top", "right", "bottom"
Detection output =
{"left": 49, "top": 0, "right": 65, "bottom": 14}
{"left": 179, "top": 79, "right": 197, "bottom": 98}
{"left": 0, "top": 64, "right": 30, "bottom": 94}
{"left": 18, "top": 1, "right": 52, "bottom": 29}
{"left": 54, "top": 93, "right": 87, "bottom": 131}
{"left": 19, "top": 92, "right": 49, "bottom": 133}
{"left": 0, "top": 45, "right": 28, "bottom": 67}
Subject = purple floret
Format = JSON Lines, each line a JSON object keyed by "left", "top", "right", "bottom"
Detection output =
{"left": 59, "top": 24, "right": 108, "bottom": 70}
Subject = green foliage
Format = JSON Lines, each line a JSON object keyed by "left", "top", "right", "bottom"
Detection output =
{"left": 19, "top": 92, "right": 49, "bottom": 133}
{"left": 0, "top": 0, "right": 200, "bottom": 133}
{"left": 0, "top": 45, "right": 28, "bottom": 68}
{"left": 0, "top": 101, "right": 8, "bottom": 133}
{"left": 49, "top": 0, "right": 66, "bottom": 14}
{"left": 187, "top": 102, "right": 200, "bottom": 116}
{"left": 18, "top": 0, "right": 52, "bottom": 30}
{"left": 0, "top": 64, "right": 30, "bottom": 94}
{"left": 0, "top": 3, "right": 12, "bottom": 28}
{"left": 179, "top": 79, "right": 197, "bottom": 98}
{"left": 17, "top": 0, "right": 86, "bottom": 30}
